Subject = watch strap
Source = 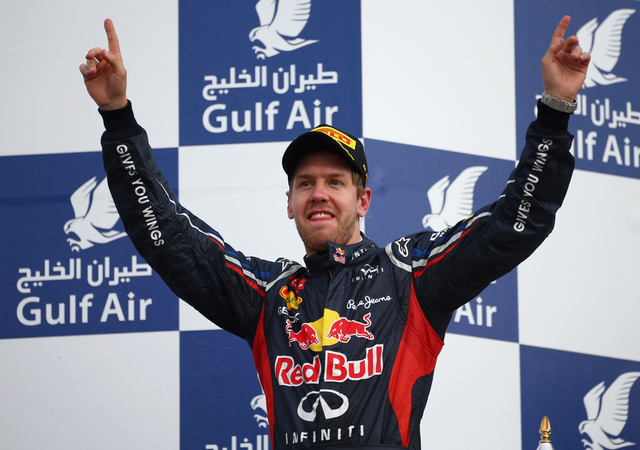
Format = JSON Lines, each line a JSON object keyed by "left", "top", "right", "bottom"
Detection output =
{"left": 541, "top": 92, "right": 577, "bottom": 114}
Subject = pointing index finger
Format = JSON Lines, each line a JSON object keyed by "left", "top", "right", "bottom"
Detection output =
{"left": 551, "top": 15, "right": 571, "bottom": 45}
{"left": 104, "top": 18, "right": 121, "bottom": 55}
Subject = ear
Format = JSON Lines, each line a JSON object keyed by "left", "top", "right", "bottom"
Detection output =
{"left": 286, "top": 191, "right": 294, "bottom": 220}
{"left": 357, "top": 187, "right": 372, "bottom": 218}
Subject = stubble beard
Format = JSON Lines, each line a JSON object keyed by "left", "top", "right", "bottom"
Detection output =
{"left": 296, "top": 213, "right": 360, "bottom": 255}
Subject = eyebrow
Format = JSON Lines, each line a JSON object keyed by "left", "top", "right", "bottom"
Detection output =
{"left": 295, "top": 171, "right": 350, "bottom": 180}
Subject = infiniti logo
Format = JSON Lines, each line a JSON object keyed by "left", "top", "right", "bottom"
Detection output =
{"left": 297, "top": 389, "right": 349, "bottom": 422}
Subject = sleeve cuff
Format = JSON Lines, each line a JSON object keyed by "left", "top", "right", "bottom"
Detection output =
{"left": 535, "top": 98, "right": 571, "bottom": 132}
{"left": 99, "top": 100, "right": 143, "bottom": 141}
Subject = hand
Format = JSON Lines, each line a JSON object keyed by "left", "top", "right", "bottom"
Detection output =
{"left": 541, "top": 15, "right": 591, "bottom": 102}
{"left": 79, "top": 19, "right": 128, "bottom": 111}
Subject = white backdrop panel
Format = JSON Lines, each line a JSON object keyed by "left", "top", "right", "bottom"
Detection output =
{"left": 518, "top": 168, "right": 640, "bottom": 362}
{"left": 0, "top": 331, "right": 180, "bottom": 450}
{"left": 0, "top": 0, "right": 179, "bottom": 156}
{"left": 422, "top": 334, "right": 522, "bottom": 450}
{"left": 361, "top": 0, "right": 517, "bottom": 160}
{"left": 178, "top": 141, "right": 307, "bottom": 264}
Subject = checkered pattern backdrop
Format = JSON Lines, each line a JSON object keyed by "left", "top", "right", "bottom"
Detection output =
{"left": 2, "top": 1, "right": 640, "bottom": 449}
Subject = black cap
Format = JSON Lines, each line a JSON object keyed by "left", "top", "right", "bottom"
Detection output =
{"left": 282, "top": 124, "right": 368, "bottom": 187}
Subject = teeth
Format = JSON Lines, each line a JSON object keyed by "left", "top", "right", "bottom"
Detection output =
{"left": 311, "top": 213, "right": 332, "bottom": 218}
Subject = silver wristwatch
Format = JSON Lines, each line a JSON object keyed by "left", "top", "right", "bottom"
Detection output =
{"left": 541, "top": 92, "right": 577, "bottom": 114}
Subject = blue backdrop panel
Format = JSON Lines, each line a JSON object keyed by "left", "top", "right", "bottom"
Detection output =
{"left": 520, "top": 345, "right": 640, "bottom": 450}
{"left": 0, "top": 149, "right": 179, "bottom": 339}
{"left": 180, "top": 329, "right": 269, "bottom": 450}
{"left": 365, "top": 139, "right": 519, "bottom": 342}
{"left": 179, "top": 0, "right": 362, "bottom": 146}
{"left": 515, "top": 0, "right": 640, "bottom": 179}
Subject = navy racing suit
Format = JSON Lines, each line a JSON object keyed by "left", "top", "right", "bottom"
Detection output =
{"left": 99, "top": 100, "right": 574, "bottom": 450}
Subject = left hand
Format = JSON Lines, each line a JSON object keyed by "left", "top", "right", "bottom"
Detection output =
{"left": 541, "top": 15, "right": 591, "bottom": 102}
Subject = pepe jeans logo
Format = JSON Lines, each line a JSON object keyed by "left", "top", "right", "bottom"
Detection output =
{"left": 346, "top": 295, "right": 391, "bottom": 311}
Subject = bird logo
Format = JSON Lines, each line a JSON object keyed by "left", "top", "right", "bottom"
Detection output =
{"left": 64, "top": 176, "right": 127, "bottom": 252}
{"left": 422, "top": 166, "right": 488, "bottom": 231}
{"left": 250, "top": 0, "right": 318, "bottom": 59}
{"left": 250, "top": 393, "right": 269, "bottom": 428}
{"left": 579, "top": 371, "right": 640, "bottom": 450}
{"left": 576, "top": 9, "right": 635, "bottom": 88}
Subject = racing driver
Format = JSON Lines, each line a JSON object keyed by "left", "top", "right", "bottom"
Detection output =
{"left": 80, "top": 15, "right": 590, "bottom": 450}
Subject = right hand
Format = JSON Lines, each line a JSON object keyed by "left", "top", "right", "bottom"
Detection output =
{"left": 79, "top": 19, "right": 128, "bottom": 111}
{"left": 541, "top": 16, "right": 590, "bottom": 103}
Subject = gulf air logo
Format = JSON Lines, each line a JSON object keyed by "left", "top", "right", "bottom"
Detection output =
{"left": 64, "top": 176, "right": 127, "bottom": 251}
{"left": 284, "top": 309, "right": 375, "bottom": 352}
{"left": 579, "top": 372, "right": 640, "bottom": 450}
{"left": 313, "top": 126, "right": 357, "bottom": 151}
{"left": 249, "top": 0, "right": 318, "bottom": 60}
{"left": 422, "top": 166, "right": 487, "bottom": 231}
{"left": 576, "top": 9, "right": 635, "bottom": 89}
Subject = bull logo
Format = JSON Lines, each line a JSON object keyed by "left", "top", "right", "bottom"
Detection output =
{"left": 285, "top": 319, "right": 320, "bottom": 350}
{"left": 325, "top": 313, "right": 374, "bottom": 343}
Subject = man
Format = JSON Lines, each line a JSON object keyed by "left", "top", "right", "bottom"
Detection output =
{"left": 80, "top": 16, "right": 589, "bottom": 450}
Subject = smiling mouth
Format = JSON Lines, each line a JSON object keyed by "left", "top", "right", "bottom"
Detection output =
{"left": 309, "top": 212, "right": 334, "bottom": 220}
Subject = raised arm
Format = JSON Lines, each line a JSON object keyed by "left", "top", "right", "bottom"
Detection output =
{"left": 79, "top": 19, "right": 128, "bottom": 111}
{"left": 408, "top": 16, "right": 590, "bottom": 323}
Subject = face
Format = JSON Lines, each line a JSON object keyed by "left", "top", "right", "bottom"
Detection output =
{"left": 287, "top": 151, "right": 371, "bottom": 256}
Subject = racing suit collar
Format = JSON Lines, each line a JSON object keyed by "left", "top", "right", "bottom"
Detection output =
{"left": 303, "top": 233, "right": 378, "bottom": 274}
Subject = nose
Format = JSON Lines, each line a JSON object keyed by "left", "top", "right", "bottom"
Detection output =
{"left": 310, "top": 182, "right": 329, "bottom": 202}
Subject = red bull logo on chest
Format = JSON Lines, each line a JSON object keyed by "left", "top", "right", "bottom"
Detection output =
{"left": 285, "top": 319, "right": 320, "bottom": 350}
{"left": 283, "top": 309, "right": 375, "bottom": 352}
{"left": 325, "top": 313, "right": 374, "bottom": 343}
{"left": 275, "top": 344, "right": 384, "bottom": 386}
